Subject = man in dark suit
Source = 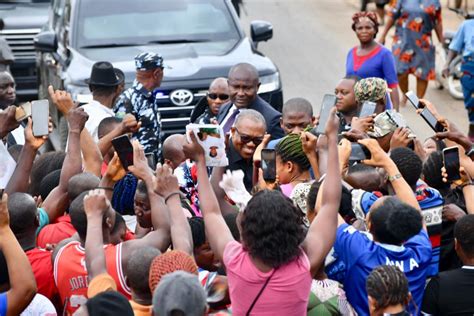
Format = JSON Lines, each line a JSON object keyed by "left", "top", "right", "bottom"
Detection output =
{"left": 217, "top": 63, "right": 284, "bottom": 140}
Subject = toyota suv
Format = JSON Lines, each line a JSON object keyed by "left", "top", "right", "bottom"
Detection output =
{"left": 35, "top": 0, "right": 283, "bottom": 149}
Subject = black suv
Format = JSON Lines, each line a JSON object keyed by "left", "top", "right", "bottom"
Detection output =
{"left": 0, "top": 0, "right": 50, "bottom": 100}
{"left": 35, "top": 0, "right": 283, "bottom": 149}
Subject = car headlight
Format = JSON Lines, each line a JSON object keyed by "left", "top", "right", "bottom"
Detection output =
{"left": 67, "top": 84, "right": 93, "bottom": 104}
{"left": 258, "top": 72, "right": 281, "bottom": 94}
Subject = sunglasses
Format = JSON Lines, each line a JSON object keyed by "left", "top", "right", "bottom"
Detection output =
{"left": 207, "top": 93, "right": 229, "bottom": 100}
{"left": 234, "top": 128, "right": 264, "bottom": 146}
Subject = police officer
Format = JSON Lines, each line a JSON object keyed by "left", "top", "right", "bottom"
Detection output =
{"left": 114, "top": 52, "right": 164, "bottom": 159}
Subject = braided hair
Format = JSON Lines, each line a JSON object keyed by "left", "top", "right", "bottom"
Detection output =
{"left": 366, "top": 265, "right": 410, "bottom": 314}
{"left": 111, "top": 173, "right": 138, "bottom": 215}
{"left": 275, "top": 133, "right": 311, "bottom": 172}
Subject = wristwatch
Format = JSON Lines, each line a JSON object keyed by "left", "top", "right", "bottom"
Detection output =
{"left": 388, "top": 173, "right": 403, "bottom": 182}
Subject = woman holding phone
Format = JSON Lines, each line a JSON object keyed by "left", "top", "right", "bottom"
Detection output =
{"left": 346, "top": 11, "right": 400, "bottom": 110}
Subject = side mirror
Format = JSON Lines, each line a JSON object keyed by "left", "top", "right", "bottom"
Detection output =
{"left": 34, "top": 31, "right": 58, "bottom": 53}
{"left": 250, "top": 20, "right": 273, "bottom": 43}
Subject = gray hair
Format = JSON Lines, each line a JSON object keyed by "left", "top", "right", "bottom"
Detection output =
{"left": 234, "top": 109, "right": 266, "bottom": 130}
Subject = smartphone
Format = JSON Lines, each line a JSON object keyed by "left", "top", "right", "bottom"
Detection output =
{"left": 261, "top": 149, "right": 276, "bottom": 182}
{"left": 111, "top": 135, "right": 134, "bottom": 171}
{"left": 386, "top": 111, "right": 406, "bottom": 128}
{"left": 442, "top": 146, "right": 461, "bottom": 181}
{"left": 406, "top": 91, "right": 420, "bottom": 109}
{"left": 145, "top": 153, "right": 156, "bottom": 170}
{"left": 31, "top": 100, "right": 49, "bottom": 136}
{"left": 313, "top": 94, "right": 337, "bottom": 135}
{"left": 349, "top": 143, "right": 371, "bottom": 161}
{"left": 420, "top": 108, "right": 445, "bottom": 132}
{"left": 359, "top": 101, "right": 376, "bottom": 118}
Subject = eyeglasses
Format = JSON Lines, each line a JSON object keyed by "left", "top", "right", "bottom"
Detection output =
{"left": 234, "top": 128, "right": 264, "bottom": 146}
{"left": 207, "top": 93, "right": 229, "bottom": 100}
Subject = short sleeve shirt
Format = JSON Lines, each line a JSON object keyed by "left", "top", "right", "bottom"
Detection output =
{"left": 36, "top": 208, "right": 50, "bottom": 236}
{"left": 335, "top": 224, "right": 432, "bottom": 316}
{"left": 223, "top": 240, "right": 312, "bottom": 316}
{"left": 449, "top": 20, "right": 474, "bottom": 57}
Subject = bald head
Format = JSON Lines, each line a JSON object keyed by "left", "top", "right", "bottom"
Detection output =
{"left": 209, "top": 77, "right": 228, "bottom": 91}
{"left": 228, "top": 63, "right": 259, "bottom": 83}
{"left": 0, "top": 72, "right": 15, "bottom": 109}
{"left": 8, "top": 193, "right": 38, "bottom": 235}
{"left": 228, "top": 63, "right": 260, "bottom": 109}
{"left": 68, "top": 173, "right": 101, "bottom": 201}
{"left": 163, "top": 134, "right": 186, "bottom": 170}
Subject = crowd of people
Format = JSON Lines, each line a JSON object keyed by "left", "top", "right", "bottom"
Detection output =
{"left": 0, "top": 1, "right": 474, "bottom": 316}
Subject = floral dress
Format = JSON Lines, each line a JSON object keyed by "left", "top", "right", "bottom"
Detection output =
{"left": 388, "top": 0, "right": 442, "bottom": 80}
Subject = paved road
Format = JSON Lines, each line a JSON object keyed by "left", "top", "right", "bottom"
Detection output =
{"left": 240, "top": 0, "right": 469, "bottom": 141}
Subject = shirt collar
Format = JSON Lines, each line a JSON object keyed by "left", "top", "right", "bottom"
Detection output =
{"left": 375, "top": 242, "right": 405, "bottom": 252}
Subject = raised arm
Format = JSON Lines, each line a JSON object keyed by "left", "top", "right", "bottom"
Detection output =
{"left": 210, "top": 167, "right": 236, "bottom": 216}
{"left": 41, "top": 107, "right": 88, "bottom": 222}
{"left": 302, "top": 108, "right": 341, "bottom": 276}
{"left": 122, "top": 141, "right": 171, "bottom": 263}
{"left": 301, "top": 131, "right": 321, "bottom": 180}
{"left": 97, "top": 114, "right": 140, "bottom": 158}
{"left": 0, "top": 193, "right": 36, "bottom": 316}
{"left": 183, "top": 132, "right": 234, "bottom": 261}
{"left": 153, "top": 164, "right": 193, "bottom": 255}
{"left": 0, "top": 106, "right": 20, "bottom": 139}
{"left": 98, "top": 153, "right": 126, "bottom": 201}
{"left": 83, "top": 189, "right": 110, "bottom": 279}
{"left": 359, "top": 138, "right": 425, "bottom": 229}
{"left": 5, "top": 118, "right": 52, "bottom": 194}
{"left": 80, "top": 128, "right": 103, "bottom": 177}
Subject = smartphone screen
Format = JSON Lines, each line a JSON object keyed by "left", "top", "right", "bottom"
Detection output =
{"left": 111, "top": 135, "right": 134, "bottom": 170}
{"left": 359, "top": 101, "right": 376, "bottom": 118}
{"left": 261, "top": 149, "right": 276, "bottom": 181}
{"left": 349, "top": 143, "right": 371, "bottom": 161}
{"left": 31, "top": 100, "right": 49, "bottom": 136}
{"left": 420, "top": 108, "right": 444, "bottom": 132}
{"left": 314, "top": 94, "right": 337, "bottom": 135}
{"left": 406, "top": 91, "right": 420, "bottom": 109}
{"left": 443, "top": 146, "right": 461, "bottom": 181}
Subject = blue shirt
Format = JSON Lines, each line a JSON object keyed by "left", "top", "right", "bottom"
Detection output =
{"left": 335, "top": 224, "right": 432, "bottom": 316}
{"left": 449, "top": 20, "right": 474, "bottom": 57}
{"left": 36, "top": 207, "right": 50, "bottom": 236}
{"left": 266, "top": 137, "right": 282, "bottom": 150}
{"left": 0, "top": 293, "right": 6, "bottom": 316}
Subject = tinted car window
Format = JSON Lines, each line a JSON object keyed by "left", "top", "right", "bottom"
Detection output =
{"left": 75, "top": 0, "right": 240, "bottom": 52}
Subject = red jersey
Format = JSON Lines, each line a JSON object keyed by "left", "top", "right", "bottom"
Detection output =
{"left": 26, "top": 248, "right": 58, "bottom": 301}
{"left": 53, "top": 241, "right": 131, "bottom": 314}
{"left": 37, "top": 215, "right": 76, "bottom": 248}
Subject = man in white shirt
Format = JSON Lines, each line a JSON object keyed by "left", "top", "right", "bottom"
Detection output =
{"left": 82, "top": 61, "right": 123, "bottom": 141}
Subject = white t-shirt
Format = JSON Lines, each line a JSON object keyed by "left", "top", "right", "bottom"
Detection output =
{"left": 82, "top": 100, "right": 115, "bottom": 142}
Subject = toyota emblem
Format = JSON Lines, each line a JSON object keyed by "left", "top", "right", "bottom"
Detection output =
{"left": 170, "top": 89, "right": 193, "bottom": 106}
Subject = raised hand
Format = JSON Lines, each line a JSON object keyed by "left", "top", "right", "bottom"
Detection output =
{"left": 324, "top": 108, "right": 339, "bottom": 137}
{"left": 105, "top": 152, "right": 127, "bottom": 182}
{"left": 389, "top": 127, "right": 412, "bottom": 150}
{"left": 153, "top": 163, "right": 180, "bottom": 197}
{"left": 301, "top": 131, "right": 318, "bottom": 156}
{"left": 0, "top": 106, "right": 20, "bottom": 138}
{"left": 351, "top": 115, "right": 375, "bottom": 133}
{"left": 253, "top": 134, "right": 271, "bottom": 162}
{"left": 358, "top": 138, "right": 390, "bottom": 167}
{"left": 128, "top": 140, "right": 153, "bottom": 181}
{"left": 183, "top": 131, "right": 205, "bottom": 163}
{"left": 67, "top": 106, "right": 89, "bottom": 133}
{"left": 121, "top": 114, "right": 141, "bottom": 134}
{"left": 83, "top": 189, "right": 111, "bottom": 218}
{"left": 435, "top": 119, "right": 472, "bottom": 151}
{"left": 48, "top": 85, "right": 74, "bottom": 115}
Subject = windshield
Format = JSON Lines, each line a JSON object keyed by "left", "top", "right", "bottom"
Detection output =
{"left": 75, "top": 0, "right": 240, "bottom": 51}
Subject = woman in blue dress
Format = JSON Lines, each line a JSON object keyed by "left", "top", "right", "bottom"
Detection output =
{"left": 346, "top": 11, "right": 400, "bottom": 110}
{"left": 379, "top": 0, "right": 443, "bottom": 103}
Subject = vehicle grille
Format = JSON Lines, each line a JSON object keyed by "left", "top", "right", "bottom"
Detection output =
{"left": 156, "top": 89, "right": 207, "bottom": 136}
{"left": 0, "top": 28, "right": 41, "bottom": 60}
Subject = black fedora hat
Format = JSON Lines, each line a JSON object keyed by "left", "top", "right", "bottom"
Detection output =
{"left": 85, "top": 61, "right": 123, "bottom": 86}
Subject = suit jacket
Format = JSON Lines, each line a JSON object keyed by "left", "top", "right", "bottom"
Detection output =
{"left": 217, "top": 96, "right": 285, "bottom": 139}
